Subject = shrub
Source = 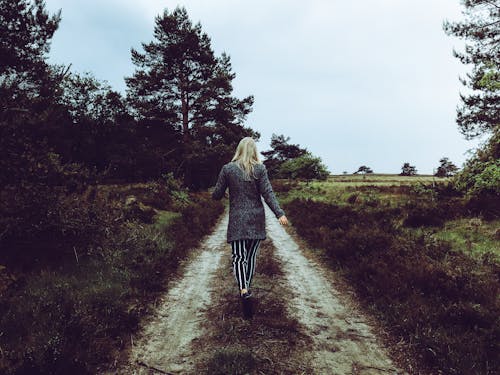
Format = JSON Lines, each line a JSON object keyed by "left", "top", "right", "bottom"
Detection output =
{"left": 278, "top": 152, "right": 330, "bottom": 181}
{"left": 403, "top": 204, "right": 446, "bottom": 227}
{"left": 464, "top": 191, "right": 500, "bottom": 220}
{"left": 452, "top": 130, "right": 500, "bottom": 199}
{"left": 402, "top": 199, "right": 465, "bottom": 228}
{"left": 271, "top": 179, "right": 298, "bottom": 193}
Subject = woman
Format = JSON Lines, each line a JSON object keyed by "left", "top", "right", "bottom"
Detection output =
{"left": 211, "top": 137, "right": 288, "bottom": 316}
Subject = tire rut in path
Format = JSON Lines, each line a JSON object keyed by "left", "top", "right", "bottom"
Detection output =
{"left": 264, "top": 205, "right": 406, "bottom": 375}
{"left": 101, "top": 209, "right": 229, "bottom": 374}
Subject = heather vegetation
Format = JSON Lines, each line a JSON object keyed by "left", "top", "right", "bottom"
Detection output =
{"left": 0, "top": 185, "right": 223, "bottom": 374}
{"left": 276, "top": 174, "right": 499, "bottom": 374}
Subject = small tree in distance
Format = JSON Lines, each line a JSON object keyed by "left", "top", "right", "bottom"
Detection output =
{"left": 354, "top": 165, "right": 373, "bottom": 174}
{"left": 435, "top": 157, "right": 459, "bottom": 177}
{"left": 400, "top": 162, "right": 417, "bottom": 176}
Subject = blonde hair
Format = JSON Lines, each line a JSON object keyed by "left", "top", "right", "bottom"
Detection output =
{"left": 231, "top": 137, "right": 262, "bottom": 181}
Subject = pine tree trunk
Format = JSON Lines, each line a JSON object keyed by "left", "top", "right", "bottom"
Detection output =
{"left": 181, "top": 89, "right": 189, "bottom": 142}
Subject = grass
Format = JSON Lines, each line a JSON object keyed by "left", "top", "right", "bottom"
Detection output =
{"left": 153, "top": 210, "right": 181, "bottom": 231}
{"left": 277, "top": 174, "right": 446, "bottom": 208}
{"left": 275, "top": 174, "right": 498, "bottom": 260}
{"left": 429, "top": 218, "right": 500, "bottom": 261}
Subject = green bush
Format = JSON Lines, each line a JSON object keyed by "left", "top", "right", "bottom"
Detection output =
{"left": 279, "top": 152, "right": 330, "bottom": 181}
{"left": 453, "top": 130, "right": 500, "bottom": 203}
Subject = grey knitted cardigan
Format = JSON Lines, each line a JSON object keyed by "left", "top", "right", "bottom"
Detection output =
{"left": 211, "top": 161, "right": 286, "bottom": 243}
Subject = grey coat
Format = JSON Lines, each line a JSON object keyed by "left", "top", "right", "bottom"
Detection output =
{"left": 211, "top": 161, "right": 285, "bottom": 243}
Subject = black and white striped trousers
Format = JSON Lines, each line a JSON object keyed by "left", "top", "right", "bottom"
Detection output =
{"left": 230, "top": 238, "right": 262, "bottom": 291}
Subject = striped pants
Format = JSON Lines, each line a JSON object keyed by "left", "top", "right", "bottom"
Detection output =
{"left": 230, "top": 239, "right": 262, "bottom": 291}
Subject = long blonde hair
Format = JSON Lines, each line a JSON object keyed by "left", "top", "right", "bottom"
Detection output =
{"left": 231, "top": 137, "right": 262, "bottom": 181}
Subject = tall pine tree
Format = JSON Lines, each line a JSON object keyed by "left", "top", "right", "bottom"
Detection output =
{"left": 125, "top": 6, "right": 256, "bottom": 189}
{"left": 125, "top": 6, "right": 253, "bottom": 141}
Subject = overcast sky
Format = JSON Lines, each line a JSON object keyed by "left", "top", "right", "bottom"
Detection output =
{"left": 44, "top": 0, "right": 485, "bottom": 174}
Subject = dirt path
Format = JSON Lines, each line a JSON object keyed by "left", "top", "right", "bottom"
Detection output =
{"left": 104, "top": 207, "right": 409, "bottom": 374}
{"left": 263, "top": 205, "right": 404, "bottom": 374}
{"left": 101, "top": 211, "right": 229, "bottom": 374}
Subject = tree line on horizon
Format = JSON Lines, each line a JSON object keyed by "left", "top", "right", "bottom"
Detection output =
{"left": 348, "top": 157, "right": 459, "bottom": 177}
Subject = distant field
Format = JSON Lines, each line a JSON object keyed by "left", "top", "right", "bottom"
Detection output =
{"left": 325, "top": 173, "right": 448, "bottom": 185}
{"left": 276, "top": 174, "right": 449, "bottom": 207}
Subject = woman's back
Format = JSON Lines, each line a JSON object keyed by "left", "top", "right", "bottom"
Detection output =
{"left": 212, "top": 161, "right": 285, "bottom": 243}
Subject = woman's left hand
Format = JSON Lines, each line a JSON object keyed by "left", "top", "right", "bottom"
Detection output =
{"left": 278, "top": 215, "right": 288, "bottom": 225}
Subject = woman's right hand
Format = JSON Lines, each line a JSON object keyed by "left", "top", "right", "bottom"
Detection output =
{"left": 278, "top": 215, "right": 288, "bottom": 225}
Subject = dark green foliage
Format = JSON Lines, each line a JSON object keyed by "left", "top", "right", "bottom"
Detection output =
{"left": 270, "top": 179, "right": 299, "bottom": 193}
{"left": 279, "top": 152, "right": 330, "bottom": 181}
{"left": 260, "top": 133, "right": 308, "bottom": 178}
{"left": 464, "top": 191, "right": 500, "bottom": 220}
{"left": 443, "top": 1, "right": 499, "bottom": 218}
{"left": 435, "top": 157, "right": 459, "bottom": 177}
{"left": 402, "top": 199, "right": 465, "bottom": 228}
{"left": 284, "top": 198, "right": 499, "bottom": 375}
{"left": 183, "top": 123, "right": 258, "bottom": 190}
{"left": 443, "top": 0, "right": 499, "bottom": 139}
{"left": 260, "top": 134, "right": 329, "bottom": 181}
{"left": 453, "top": 130, "right": 500, "bottom": 196}
{"left": 400, "top": 162, "right": 417, "bottom": 176}
{"left": 56, "top": 71, "right": 130, "bottom": 125}
{"left": 125, "top": 6, "right": 256, "bottom": 189}
{"left": 432, "top": 180, "right": 463, "bottom": 198}
{"left": 354, "top": 165, "right": 373, "bottom": 174}
{"left": 0, "top": 0, "right": 61, "bottom": 113}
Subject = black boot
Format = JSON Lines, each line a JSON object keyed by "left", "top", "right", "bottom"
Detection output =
{"left": 240, "top": 291, "right": 253, "bottom": 319}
